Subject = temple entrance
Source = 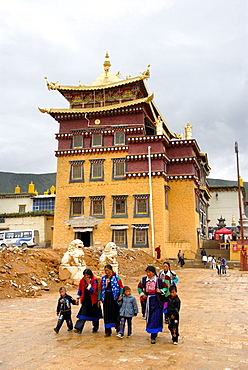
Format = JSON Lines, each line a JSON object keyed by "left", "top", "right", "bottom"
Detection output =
{"left": 74, "top": 230, "right": 92, "bottom": 247}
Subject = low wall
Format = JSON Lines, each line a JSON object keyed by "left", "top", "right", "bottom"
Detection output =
{"left": 229, "top": 240, "right": 248, "bottom": 261}
{"left": 162, "top": 242, "right": 195, "bottom": 260}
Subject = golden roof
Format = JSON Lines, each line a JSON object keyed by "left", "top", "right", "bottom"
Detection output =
{"left": 44, "top": 53, "right": 150, "bottom": 91}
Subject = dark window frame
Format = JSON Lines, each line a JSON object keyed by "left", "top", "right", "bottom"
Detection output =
{"left": 112, "top": 158, "right": 126, "bottom": 181}
{"left": 90, "top": 160, "right": 105, "bottom": 182}
{"left": 112, "top": 196, "right": 128, "bottom": 218}
{"left": 90, "top": 196, "right": 105, "bottom": 218}
{"left": 133, "top": 195, "right": 150, "bottom": 218}
{"left": 112, "top": 229, "right": 128, "bottom": 248}
{"left": 114, "top": 131, "right": 125, "bottom": 145}
{"left": 132, "top": 226, "right": 149, "bottom": 248}
{"left": 72, "top": 134, "right": 83, "bottom": 149}
{"left": 70, "top": 198, "right": 84, "bottom": 217}
{"left": 69, "top": 161, "right": 85, "bottom": 183}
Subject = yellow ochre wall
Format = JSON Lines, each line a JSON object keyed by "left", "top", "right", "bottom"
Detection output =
{"left": 166, "top": 179, "right": 199, "bottom": 256}
{"left": 53, "top": 152, "right": 170, "bottom": 253}
{"left": 53, "top": 154, "right": 200, "bottom": 257}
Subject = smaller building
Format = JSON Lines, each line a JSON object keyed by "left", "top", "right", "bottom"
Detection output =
{"left": 208, "top": 181, "right": 246, "bottom": 230}
{"left": 0, "top": 182, "right": 55, "bottom": 247}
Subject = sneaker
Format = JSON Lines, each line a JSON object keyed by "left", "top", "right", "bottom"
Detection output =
{"left": 127, "top": 335, "right": 132, "bottom": 338}
{"left": 92, "top": 329, "right": 98, "bottom": 333}
{"left": 104, "top": 333, "right": 111, "bottom": 337}
{"left": 67, "top": 329, "right": 73, "bottom": 331}
{"left": 173, "top": 341, "right": 178, "bottom": 345}
{"left": 151, "top": 339, "right": 156, "bottom": 344}
{"left": 54, "top": 328, "right": 59, "bottom": 334}
{"left": 116, "top": 333, "right": 123, "bottom": 338}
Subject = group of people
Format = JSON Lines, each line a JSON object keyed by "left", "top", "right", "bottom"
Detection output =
{"left": 54, "top": 262, "right": 181, "bottom": 345}
{"left": 201, "top": 248, "right": 227, "bottom": 274}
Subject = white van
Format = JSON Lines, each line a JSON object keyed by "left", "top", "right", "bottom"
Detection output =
{"left": 0, "top": 229, "right": 39, "bottom": 248}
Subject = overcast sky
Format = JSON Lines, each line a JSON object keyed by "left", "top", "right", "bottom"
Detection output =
{"left": 0, "top": 0, "right": 247, "bottom": 181}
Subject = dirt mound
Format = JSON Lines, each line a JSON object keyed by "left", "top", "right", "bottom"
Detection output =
{"left": 0, "top": 247, "right": 162, "bottom": 300}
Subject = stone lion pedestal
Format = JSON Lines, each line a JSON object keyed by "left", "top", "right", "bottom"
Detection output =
{"left": 59, "top": 239, "right": 86, "bottom": 281}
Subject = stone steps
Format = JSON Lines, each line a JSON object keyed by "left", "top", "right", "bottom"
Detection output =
{"left": 167, "top": 258, "right": 240, "bottom": 270}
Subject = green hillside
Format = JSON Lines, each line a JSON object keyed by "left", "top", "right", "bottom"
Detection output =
{"left": 0, "top": 172, "right": 56, "bottom": 195}
{"left": 0, "top": 172, "right": 247, "bottom": 199}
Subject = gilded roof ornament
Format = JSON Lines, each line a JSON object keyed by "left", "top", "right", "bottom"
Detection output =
{"left": 38, "top": 107, "right": 50, "bottom": 114}
{"left": 44, "top": 77, "right": 60, "bottom": 90}
{"left": 174, "top": 133, "right": 183, "bottom": 139}
{"left": 91, "top": 53, "right": 122, "bottom": 86}
{"left": 140, "top": 65, "right": 150, "bottom": 79}
{"left": 184, "top": 122, "right": 193, "bottom": 139}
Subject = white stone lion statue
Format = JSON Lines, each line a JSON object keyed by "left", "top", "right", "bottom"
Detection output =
{"left": 61, "top": 239, "right": 85, "bottom": 267}
{"left": 99, "top": 242, "right": 118, "bottom": 264}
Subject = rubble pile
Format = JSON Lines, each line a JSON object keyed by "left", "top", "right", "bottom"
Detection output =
{"left": 0, "top": 246, "right": 162, "bottom": 300}
{"left": 0, "top": 247, "right": 63, "bottom": 299}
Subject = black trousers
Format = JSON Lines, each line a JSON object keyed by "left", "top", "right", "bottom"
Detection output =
{"left": 151, "top": 333, "right": 158, "bottom": 340}
{"left": 217, "top": 265, "right": 221, "bottom": 275}
{"left": 168, "top": 318, "right": 179, "bottom": 342}
{"left": 140, "top": 300, "right": 146, "bottom": 317}
{"left": 74, "top": 319, "right": 99, "bottom": 333}
{"left": 55, "top": 312, "right": 73, "bottom": 332}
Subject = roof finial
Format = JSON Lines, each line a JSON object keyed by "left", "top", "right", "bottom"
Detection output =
{"left": 103, "top": 52, "right": 111, "bottom": 77}
{"left": 184, "top": 122, "right": 193, "bottom": 139}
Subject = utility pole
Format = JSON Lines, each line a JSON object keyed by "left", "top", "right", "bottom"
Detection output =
{"left": 148, "top": 146, "right": 155, "bottom": 257}
{"left": 235, "top": 142, "right": 244, "bottom": 244}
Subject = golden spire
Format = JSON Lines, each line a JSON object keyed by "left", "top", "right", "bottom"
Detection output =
{"left": 103, "top": 52, "right": 111, "bottom": 77}
{"left": 91, "top": 52, "right": 122, "bottom": 86}
{"left": 184, "top": 122, "right": 193, "bottom": 139}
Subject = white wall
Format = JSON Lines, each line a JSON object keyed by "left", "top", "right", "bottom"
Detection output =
{"left": 0, "top": 216, "right": 53, "bottom": 245}
{"left": 0, "top": 196, "right": 33, "bottom": 213}
{"left": 208, "top": 189, "right": 240, "bottom": 227}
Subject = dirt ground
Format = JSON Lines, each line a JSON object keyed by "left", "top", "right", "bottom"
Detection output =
{"left": 1, "top": 268, "right": 248, "bottom": 370}
{"left": 0, "top": 246, "right": 163, "bottom": 300}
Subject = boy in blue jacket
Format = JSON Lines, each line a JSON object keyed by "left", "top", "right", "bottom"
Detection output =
{"left": 117, "top": 286, "right": 138, "bottom": 338}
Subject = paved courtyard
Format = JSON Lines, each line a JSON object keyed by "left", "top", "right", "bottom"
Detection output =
{"left": 1, "top": 268, "right": 248, "bottom": 370}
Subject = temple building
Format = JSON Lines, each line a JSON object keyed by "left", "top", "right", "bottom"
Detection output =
{"left": 39, "top": 53, "right": 210, "bottom": 258}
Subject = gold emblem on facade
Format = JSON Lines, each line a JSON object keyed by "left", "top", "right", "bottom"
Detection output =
{"left": 95, "top": 119, "right": 101, "bottom": 125}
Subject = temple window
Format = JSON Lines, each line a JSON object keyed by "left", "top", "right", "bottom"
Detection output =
{"left": 73, "top": 135, "right": 83, "bottom": 148}
{"left": 92, "top": 133, "right": 103, "bottom": 147}
{"left": 19, "top": 205, "right": 26, "bottom": 213}
{"left": 132, "top": 225, "right": 149, "bottom": 248}
{"left": 133, "top": 195, "right": 149, "bottom": 217}
{"left": 90, "top": 159, "right": 105, "bottom": 181}
{"left": 164, "top": 185, "right": 170, "bottom": 209}
{"left": 112, "top": 195, "right": 128, "bottom": 218}
{"left": 70, "top": 197, "right": 84, "bottom": 217}
{"left": 112, "top": 158, "right": 126, "bottom": 180}
{"left": 112, "top": 229, "right": 127, "bottom": 247}
{"left": 114, "top": 131, "right": 125, "bottom": 145}
{"left": 69, "top": 160, "right": 84, "bottom": 183}
{"left": 90, "top": 196, "right": 105, "bottom": 218}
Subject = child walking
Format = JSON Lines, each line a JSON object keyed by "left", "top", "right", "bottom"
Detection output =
{"left": 117, "top": 286, "right": 138, "bottom": 338}
{"left": 166, "top": 285, "right": 181, "bottom": 345}
{"left": 54, "top": 287, "right": 78, "bottom": 333}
